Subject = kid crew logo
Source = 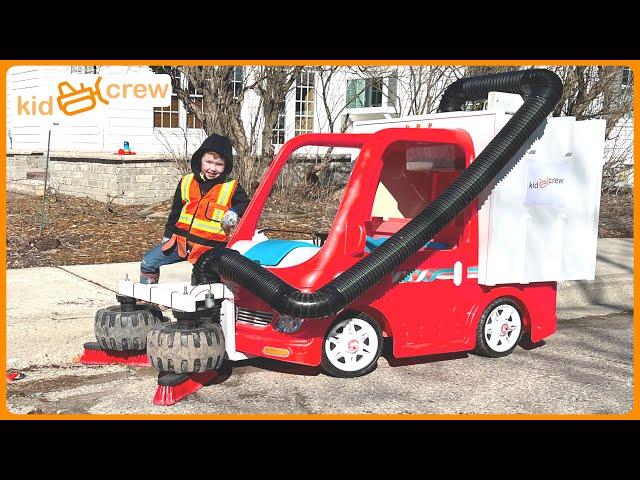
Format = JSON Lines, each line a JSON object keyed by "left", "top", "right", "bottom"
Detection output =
{"left": 524, "top": 162, "right": 569, "bottom": 206}
{"left": 16, "top": 74, "right": 172, "bottom": 118}
{"left": 528, "top": 176, "right": 565, "bottom": 189}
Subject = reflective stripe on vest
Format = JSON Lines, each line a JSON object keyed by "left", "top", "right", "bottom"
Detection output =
{"left": 174, "top": 174, "right": 237, "bottom": 243}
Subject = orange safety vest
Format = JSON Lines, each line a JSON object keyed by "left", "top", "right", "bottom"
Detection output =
{"left": 173, "top": 173, "right": 238, "bottom": 264}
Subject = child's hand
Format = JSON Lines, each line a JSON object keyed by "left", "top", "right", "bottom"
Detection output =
{"left": 221, "top": 210, "right": 239, "bottom": 235}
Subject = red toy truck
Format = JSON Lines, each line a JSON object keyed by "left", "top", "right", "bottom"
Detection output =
{"left": 86, "top": 69, "right": 605, "bottom": 403}
{"left": 218, "top": 127, "right": 557, "bottom": 377}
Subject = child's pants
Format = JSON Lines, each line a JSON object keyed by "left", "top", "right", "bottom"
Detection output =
{"left": 140, "top": 237, "right": 185, "bottom": 284}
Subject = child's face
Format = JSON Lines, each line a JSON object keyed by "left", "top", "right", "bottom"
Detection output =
{"left": 201, "top": 152, "right": 226, "bottom": 180}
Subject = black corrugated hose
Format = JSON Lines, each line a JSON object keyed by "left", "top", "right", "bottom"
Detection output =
{"left": 195, "top": 69, "right": 563, "bottom": 318}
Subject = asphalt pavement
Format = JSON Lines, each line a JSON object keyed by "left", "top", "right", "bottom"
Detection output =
{"left": 4, "top": 237, "right": 634, "bottom": 415}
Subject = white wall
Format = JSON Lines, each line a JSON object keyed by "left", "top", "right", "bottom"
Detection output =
{"left": 7, "top": 66, "right": 47, "bottom": 151}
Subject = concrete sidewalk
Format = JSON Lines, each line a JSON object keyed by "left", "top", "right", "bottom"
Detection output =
{"left": 556, "top": 238, "right": 634, "bottom": 319}
{"left": 5, "top": 238, "right": 633, "bottom": 370}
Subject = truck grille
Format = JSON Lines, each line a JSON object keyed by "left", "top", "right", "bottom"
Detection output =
{"left": 237, "top": 308, "right": 274, "bottom": 326}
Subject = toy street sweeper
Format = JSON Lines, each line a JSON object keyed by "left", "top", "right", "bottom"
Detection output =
{"left": 79, "top": 69, "right": 606, "bottom": 405}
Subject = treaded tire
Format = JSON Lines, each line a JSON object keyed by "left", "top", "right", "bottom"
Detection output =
{"left": 95, "top": 304, "right": 167, "bottom": 351}
{"left": 474, "top": 297, "right": 524, "bottom": 358}
{"left": 147, "top": 322, "right": 225, "bottom": 373}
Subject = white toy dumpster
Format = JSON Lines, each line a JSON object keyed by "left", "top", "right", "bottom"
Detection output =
{"left": 352, "top": 92, "right": 606, "bottom": 286}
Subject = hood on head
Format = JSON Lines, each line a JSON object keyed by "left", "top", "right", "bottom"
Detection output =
{"left": 191, "top": 133, "right": 234, "bottom": 180}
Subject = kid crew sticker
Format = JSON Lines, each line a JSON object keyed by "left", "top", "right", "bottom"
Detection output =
{"left": 524, "top": 161, "right": 569, "bottom": 206}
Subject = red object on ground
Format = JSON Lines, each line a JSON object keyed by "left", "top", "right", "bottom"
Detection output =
{"left": 153, "top": 370, "right": 219, "bottom": 406}
{"left": 115, "top": 149, "right": 137, "bottom": 155}
{"left": 79, "top": 343, "right": 150, "bottom": 367}
{"left": 7, "top": 372, "right": 25, "bottom": 381}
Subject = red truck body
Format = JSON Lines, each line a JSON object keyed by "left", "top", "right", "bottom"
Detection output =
{"left": 227, "top": 128, "right": 557, "bottom": 367}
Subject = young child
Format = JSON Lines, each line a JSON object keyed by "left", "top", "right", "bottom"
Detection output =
{"left": 140, "top": 133, "right": 251, "bottom": 284}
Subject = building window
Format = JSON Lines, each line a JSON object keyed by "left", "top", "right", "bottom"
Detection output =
{"left": 154, "top": 95, "right": 179, "bottom": 128}
{"left": 186, "top": 83, "right": 203, "bottom": 129}
{"left": 347, "top": 78, "right": 381, "bottom": 108}
{"left": 346, "top": 76, "right": 398, "bottom": 108}
{"left": 272, "top": 100, "right": 286, "bottom": 145}
{"left": 154, "top": 68, "right": 180, "bottom": 128}
{"left": 622, "top": 67, "right": 633, "bottom": 86}
{"left": 228, "top": 67, "right": 244, "bottom": 98}
{"left": 71, "top": 66, "right": 98, "bottom": 74}
{"left": 295, "top": 69, "right": 315, "bottom": 135}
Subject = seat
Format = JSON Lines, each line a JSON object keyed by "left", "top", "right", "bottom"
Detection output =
{"left": 242, "top": 239, "right": 320, "bottom": 266}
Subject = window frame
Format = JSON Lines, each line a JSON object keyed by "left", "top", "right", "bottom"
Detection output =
{"left": 346, "top": 75, "right": 398, "bottom": 109}
{"left": 295, "top": 69, "right": 315, "bottom": 136}
{"left": 71, "top": 66, "right": 98, "bottom": 74}
{"left": 229, "top": 66, "right": 244, "bottom": 99}
{"left": 271, "top": 100, "right": 286, "bottom": 145}
{"left": 186, "top": 83, "right": 204, "bottom": 129}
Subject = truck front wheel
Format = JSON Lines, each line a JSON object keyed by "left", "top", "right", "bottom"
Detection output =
{"left": 147, "top": 322, "right": 225, "bottom": 373}
{"left": 321, "top": 312, "right": 383, "bottom": 378}
{"left": 474, "top": 298, "right": 523, "bottom": 358}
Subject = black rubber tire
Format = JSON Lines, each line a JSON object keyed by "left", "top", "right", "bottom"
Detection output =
{"left": 474, "top": 298, "right": 524, "bottom": 358}
{"left": 94, "top": 304, "right": 167, "bottom": 351}
{"left": 320, "top": 312, "right": 383, "bottom": 378}
{"left": 147, "top": 322, "right": 225, "bottom": 373}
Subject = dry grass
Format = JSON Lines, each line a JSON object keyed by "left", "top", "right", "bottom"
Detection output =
{"left": 6, "top": 187, "right": 633, "bottom": 269}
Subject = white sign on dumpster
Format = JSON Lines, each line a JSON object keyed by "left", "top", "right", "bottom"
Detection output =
{"left": 524, "top": 161, "right": 570, "bottom": 207}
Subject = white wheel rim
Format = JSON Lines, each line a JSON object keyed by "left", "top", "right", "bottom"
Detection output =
{"left": 483, "top": 304, "right": 521, "bottom": 353}
{"left": 324, "top": 318, "right": 379, "bottom": 372}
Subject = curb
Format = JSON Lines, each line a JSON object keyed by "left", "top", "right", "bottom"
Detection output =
{"left": 557, "top": 273, "right": 634, "bottom": 313}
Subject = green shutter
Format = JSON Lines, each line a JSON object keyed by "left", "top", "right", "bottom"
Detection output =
{"left": 347, "top": 79, "right": 365, "bottom": 108}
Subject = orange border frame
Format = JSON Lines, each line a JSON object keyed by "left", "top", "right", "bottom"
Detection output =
{"left": 1, "top": 59, "right": 637, "bottom": 420}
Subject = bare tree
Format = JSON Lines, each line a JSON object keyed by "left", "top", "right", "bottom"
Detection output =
{"left": 461, "top": 66, "right": 634, "bottom": 192}
{"left": 460, "top": 66, "right": 633, "bottom": 139}
{"left": 549, "top": 66, "right": 633, "bottom": 139}
{"left": 305, "top": 66, "right": 355, "bottom": 184}
{"left": 602, "top": 116, "right": 633, "bottom": 194}
{"left": 150, "top": 65, "right": 253, "bottom": 162}
{"left": 252, "top": 66, "right": 302, "bottom": 162}
{"left": 400, "top": 66, "right": 463, "bottom": 115}
{"left": 316, "top": 66, "right": 352, "bottom": 133}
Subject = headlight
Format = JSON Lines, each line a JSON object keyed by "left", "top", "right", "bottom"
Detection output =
{"left": 274, "top": 315, "right": 304, "bottom": 333}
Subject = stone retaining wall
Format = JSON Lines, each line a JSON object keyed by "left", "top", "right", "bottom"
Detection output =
{"left": 7, "top": 154, "right": 183, "bottom": 205}
{"left": 6, "top": 153, "right": 354, "bottom": 205}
